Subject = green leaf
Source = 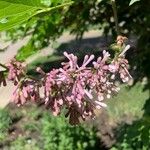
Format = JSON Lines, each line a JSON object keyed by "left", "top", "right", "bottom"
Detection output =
{"left": 16, "top": 40, "right": 37, "bottom": 61}
{"left": 0, "top": 0, "right": 74, "bottom": 31}
{"left": 0, "top": 1, "right": 37, "bottom": 19}
{"left": 129, "top": 0, "right": 140, "bottom": 6}
{"left": 0, "top": 0, "right": 43, "bottom": 31}
{"left": 0, "top": 11, "right": 36, "bottom": 31}
{"left": 0, "top": 0, "right": 45, "bottom": 7}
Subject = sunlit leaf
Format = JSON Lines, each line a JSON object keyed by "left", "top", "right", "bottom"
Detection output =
{"left": 0, "top": 0, "right": 45, "bottom": 7}
{"left": 0, "top": 0, "right": 73, "bottom": 31}
{"left": 0, "top": 1, "right": 37, "bottom": 19}
{"left": 0, "top": 12, "right": 36, "bottom": 31}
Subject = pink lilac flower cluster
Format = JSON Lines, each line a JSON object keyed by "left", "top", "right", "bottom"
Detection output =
{"left": 0, "top": 45, "right": 132, "bottom": 125}
{"left": 11, "top": 80, "right": 40, "bottom": 106}
{"left": 37, "top": 46, "right": 131, "bottom": 125}
{"left": 6, "top": 59, "right": 26, "bottom": 85}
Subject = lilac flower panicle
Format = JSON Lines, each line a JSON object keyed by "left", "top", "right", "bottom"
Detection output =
{"left": 4, "top": 44, "right": 132, "bottom": 125}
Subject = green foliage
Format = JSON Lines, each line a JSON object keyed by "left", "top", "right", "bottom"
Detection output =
{"left": 0, "top": 0, "right": 73, "bottom": 32}
{"left": 15, "top": 13, "right": 64, "bottom": 61}
{"left": 107, "top": 83, "right": 150, "bottom": 150}
{"left": 0, "top": 104, "right": 101, "bottom": 149}
{"left": 10, "top": 137, "right": 40, "bottom": 150}
{"left": 41, "top": 112, "right": 99, "bottom": 150}
{"left": 111, "top": 117, "right": 150, "bottom": 150}
{"left": 0, "top": 109, "right": 11, "bottom": 141}
{"left": 0, "top": 0, "right": 42, "bottom": 31}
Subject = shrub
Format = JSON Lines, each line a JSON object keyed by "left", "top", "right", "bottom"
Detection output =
{"left": 41, "top": 112, "right": 101, "bottom": 150}
{"left": 111, "top": 117, "right": 150, "bottom": 150}
{"left": 0, "top": 109, "right": 12, "bottom": 141}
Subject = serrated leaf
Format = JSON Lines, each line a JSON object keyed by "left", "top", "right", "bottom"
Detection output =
{"left": 129, "top": 0, "right": 140, "bottom": 6}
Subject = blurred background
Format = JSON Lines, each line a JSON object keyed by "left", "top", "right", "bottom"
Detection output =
{"left": 0, "top": 0, "right": 150, "bottom": 149}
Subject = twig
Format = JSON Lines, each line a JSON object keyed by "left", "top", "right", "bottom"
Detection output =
{"left": 111, "top": 0, "right": 120, "bottom": 35}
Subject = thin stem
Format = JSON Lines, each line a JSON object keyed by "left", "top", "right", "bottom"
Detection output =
{"left": 35, "top": 1, "right": 74, "bottom": 15}
{"left": 111, "top": 0, "right": 120, "bottom": 35}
